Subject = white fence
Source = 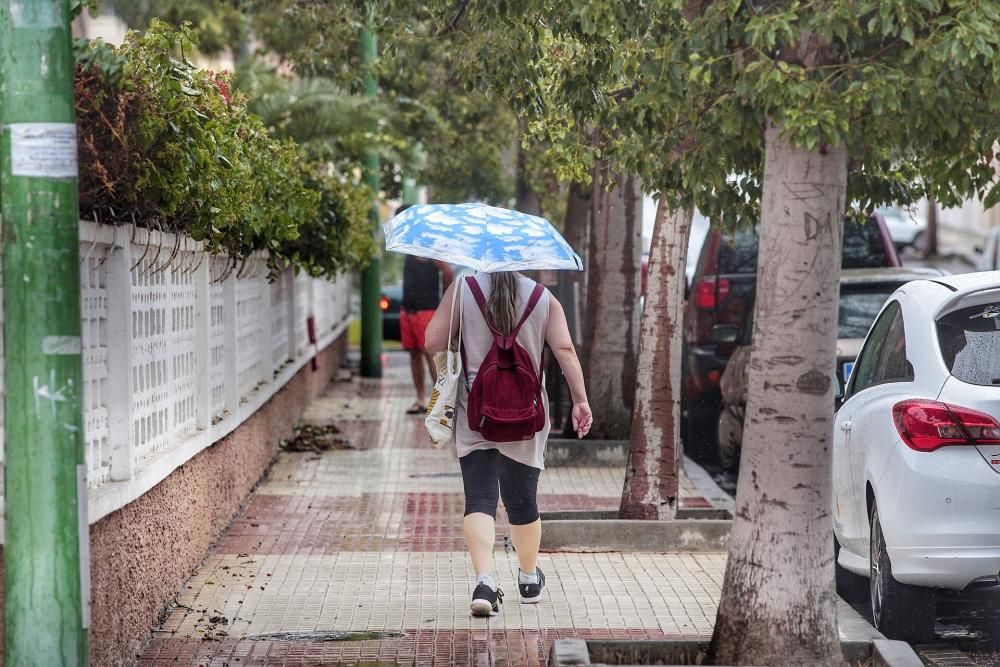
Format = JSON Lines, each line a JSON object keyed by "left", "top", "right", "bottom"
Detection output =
{"left": 0, "top": 221, "right": 353, "bottom": 533}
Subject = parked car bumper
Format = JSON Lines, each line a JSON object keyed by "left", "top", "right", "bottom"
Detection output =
{"left": 887, "top": 544, "right": 1000, "bottom": 589}
{"left": 877, "top": 448, "right": 1000, "bottom": 590}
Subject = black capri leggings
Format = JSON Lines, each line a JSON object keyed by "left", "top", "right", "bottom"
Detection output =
{"left": 459, "top": 449, "right": 541, "bottom": 525}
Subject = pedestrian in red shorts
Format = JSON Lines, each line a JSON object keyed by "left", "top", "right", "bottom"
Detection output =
{"left": 399, "top": 207, "right": 454, "bottom": 414}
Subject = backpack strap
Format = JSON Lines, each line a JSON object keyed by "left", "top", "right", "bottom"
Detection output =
{"left": 511, "top": 284, "right": 545, "bottom": 338}
{"left": 515, "top": 285, "right": 546, "bottom": 383}
{"left": 465, "top": 276, "right": 501, "bottom": 336}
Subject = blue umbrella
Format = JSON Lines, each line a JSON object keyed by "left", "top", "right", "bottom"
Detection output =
{"left": 383, "top": 203, "right": 583, "bottom": 273}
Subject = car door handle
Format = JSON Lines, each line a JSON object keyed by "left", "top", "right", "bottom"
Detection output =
{"left": 840, "top": 421, "right": 852, "bottom": 432}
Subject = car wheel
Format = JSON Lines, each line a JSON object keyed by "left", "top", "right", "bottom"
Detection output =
{"left": 869, "top": 503, "right": 936, "bottom": 642}
{"left": 909, "top": 230, "right": 926, "bottom": 253}
{"left": 833, "top": 538, "right": 867, "bottom": 603}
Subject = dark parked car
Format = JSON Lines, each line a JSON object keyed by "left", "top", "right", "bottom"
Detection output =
{"left": 714, "top": 267, "right": 945, "bottom": 471}
{"left": 681, "top": 213, "right": 903, "bottom": 462}
{"left": 381, "top": 284, "right": 402, "bottom": 341}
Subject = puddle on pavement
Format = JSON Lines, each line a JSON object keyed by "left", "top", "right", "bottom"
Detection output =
{"left": 935, "top": 589, "right": 1000, "bottom": 663}
{"left": 245, "top": 631, "right": 405, "bottom": 642}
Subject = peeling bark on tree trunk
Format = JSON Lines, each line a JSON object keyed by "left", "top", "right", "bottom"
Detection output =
{"left": 710, "top": 121, "right": 847, "bottom": 666}
{"left": 620, "top": 198, "right": 692, "bottom": 520}
{"left": 582, "top": 166, "right": 642, "bottom": 440}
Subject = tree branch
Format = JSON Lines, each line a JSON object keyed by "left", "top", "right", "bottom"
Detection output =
{"left": 436, "top": 0, "right": 470, "bottom": 37}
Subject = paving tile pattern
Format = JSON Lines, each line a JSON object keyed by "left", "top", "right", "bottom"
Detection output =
{"left": 139, "top": 353, "right": 726, "bottom": 666}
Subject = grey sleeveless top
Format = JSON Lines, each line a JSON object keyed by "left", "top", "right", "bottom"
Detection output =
{"left": 456, "top": 272, "right": 551, "bottom": 469}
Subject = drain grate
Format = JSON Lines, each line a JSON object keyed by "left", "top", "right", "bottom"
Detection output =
{"left": 245, "top": 631, "right": 405, "bottom": 642}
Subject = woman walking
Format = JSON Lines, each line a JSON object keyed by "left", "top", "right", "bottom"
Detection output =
{"left": 425, "top": 271, "right": 592, "bottom": 617}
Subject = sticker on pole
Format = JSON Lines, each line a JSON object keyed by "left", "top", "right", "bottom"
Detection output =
{"left": 9, "top": 123, "right": 78, "bottom": 179}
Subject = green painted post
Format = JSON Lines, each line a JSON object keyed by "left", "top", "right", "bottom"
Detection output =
{"left": 0, "top": 1, "right": 89, "bottom": 664}
{"left": 359, "top": 20, "right": 383, "bottom": 377}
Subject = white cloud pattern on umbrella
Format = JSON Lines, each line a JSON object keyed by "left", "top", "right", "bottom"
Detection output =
{"left": 383, "top": 203, "right": 583, "bottom": 273}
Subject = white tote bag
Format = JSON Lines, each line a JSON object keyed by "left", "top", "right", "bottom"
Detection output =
{"left": 425, "top": 278, "right": 464, "bottom": 448}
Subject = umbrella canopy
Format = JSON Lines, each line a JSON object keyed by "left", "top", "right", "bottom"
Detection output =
{"left": 383, "top": 203, "right": 583, "bottom": 273}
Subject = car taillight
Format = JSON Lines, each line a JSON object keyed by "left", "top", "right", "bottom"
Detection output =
{"left": 380, "top": 296, "right": 390, "bottom": 312}
{"left": 693, "top": 276, "right": 730, "bottom": 310}
{"left": 892, "top": 400, "right": 1000, "bottom": 452}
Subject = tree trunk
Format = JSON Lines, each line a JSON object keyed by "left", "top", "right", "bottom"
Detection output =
{"left": 550, "top": 181, "right": 592, "bottom": 435}
{"left": 561, "top": 180, "right": 592, "bottom": 342}
{"left": 710, "top": 121, "right": 846, "bottom": 666}
{"left": 923, "top": 197, "right": 939, "bottom": 258}
{"left": 620, "top": 198, "right": 692, "bottom": 519}
{"left": 581, "top": 165, "right": 642, "bottom": 440}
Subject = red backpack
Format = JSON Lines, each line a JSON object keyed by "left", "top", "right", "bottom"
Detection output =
{"left": 463, "top": 276, "right": 547, "bottom": 443}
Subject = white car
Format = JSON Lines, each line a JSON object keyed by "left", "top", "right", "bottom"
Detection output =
{"left": 833, "top": 271, "right": 1000, "bottom": 643}
{"left": 877, "top": 206, "right": 927, "bottom": 250}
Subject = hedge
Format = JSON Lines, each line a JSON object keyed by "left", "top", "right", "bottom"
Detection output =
{"left": 73, "top": 21, "right": 374, "bottom": 278}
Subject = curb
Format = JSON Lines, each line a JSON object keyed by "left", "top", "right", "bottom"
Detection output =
{"left": 837, "top": 598, "right": 925, "bottom": 667}
{"left": 874, "top": 640, "right": 924, "bottom": 667}
{"left": 540, "top": 508, "right": 732, "bottom": 521}
{"left": 836, "top": 598, "right": 884, "bottom": 645}
{"left": 550, "top": 637, "right": 923, "bottom": 666}
{"left": 539, "top": 519, "right": 731, "bottom": 553}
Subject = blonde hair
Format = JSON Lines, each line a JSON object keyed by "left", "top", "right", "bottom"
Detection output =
{"left": 488, "top": 272, "right": 519, "bottom": 335}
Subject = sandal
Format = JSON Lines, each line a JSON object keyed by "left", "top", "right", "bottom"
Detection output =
{"left": 406, "top": 402, "right": 426, "bottom": 415}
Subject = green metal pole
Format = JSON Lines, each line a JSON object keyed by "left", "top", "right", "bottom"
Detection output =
{"left": 1, "top": 1, "right": 89, "bottom": 664}
{"left": 359, "top": 19, "right": 383, "bottom": 377}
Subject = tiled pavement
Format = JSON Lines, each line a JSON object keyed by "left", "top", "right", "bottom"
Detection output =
{"left": 139, "top": 353, "right": 728, "bottom": 666}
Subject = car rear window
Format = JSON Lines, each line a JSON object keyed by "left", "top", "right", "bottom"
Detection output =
{"left": 843, "top": 218, "right": 887, "bottom": 269}
{"left": 838, "top": 287, "right": 898, "bottom": 339}
{"left": 717, "top": 228, "right": 759, "bottom": 274}
{"left": 937, "top": 302, "right": 1000, "bottom": 386}
{"left": 714, "top": 216, "right": 886, "bottom": 275}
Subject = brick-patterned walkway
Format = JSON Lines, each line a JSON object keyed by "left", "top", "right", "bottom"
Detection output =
{"left": 139, "top": 353, "right": 727, "bottom": 666}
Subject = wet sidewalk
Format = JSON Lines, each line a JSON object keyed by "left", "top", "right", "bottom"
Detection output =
{"left": 139, "top": 352, "right": 728, "bottom": 666}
